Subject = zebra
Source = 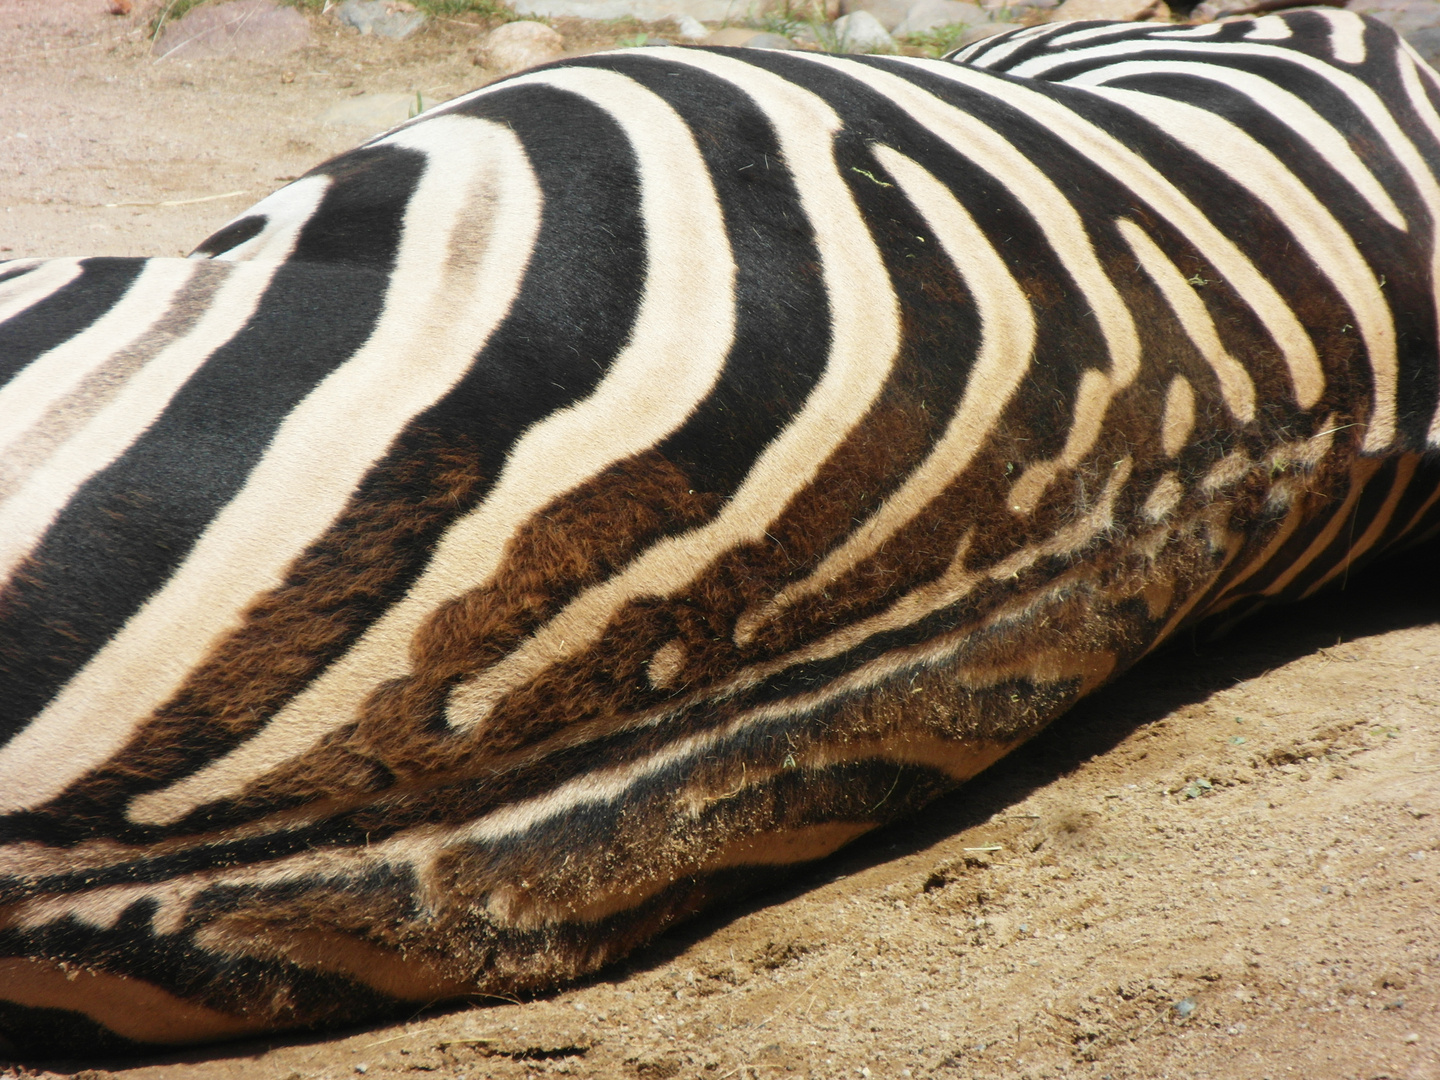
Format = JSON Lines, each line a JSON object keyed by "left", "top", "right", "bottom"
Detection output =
{"left": 1, "top": 8, "right": 1438, "bottom": 1054}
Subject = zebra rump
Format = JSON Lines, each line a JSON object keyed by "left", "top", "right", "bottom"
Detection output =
{"left": 1, "top": 10, "right": 1439, "bottom": 1053}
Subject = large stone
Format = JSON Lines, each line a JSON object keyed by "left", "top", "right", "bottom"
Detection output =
{"left": 1047, "top": 0, "right": 1166, "bottom": 20}
{"left": 475, "top": 21, "right": 565, "bottom": 76}
{"left": 892, "top": 0, "right": 988, "bottom": 37}
{"left": 1346, "top": 0, "right": 1440, "bottom": 35}
{"left": 1190, "top": 0, "right": 1340, "bottom": 21}
{"left": 702, "top": 26, "right": 794, "bottom": 47}
{"left": 833, "top": 9, "right": 897, "bottom": 50}
{"left": 982, "top": 0, "right": 1056, "bottom": 10}
{"left": 509, "top": 0, "right": 771, "bottom": 22}
{"left": 153, "top": 0, "right": 311, "bottom": 60}
{"left": 335, "top": 0, "right": 427, "bottom": 40}
{"left": 838, "top": 0, "right": 911, "bottom": 31}
{"left": 319, "top": 92, "right": 439, "bottom": 133}
{"left": 744, "top": 30, "right": 797, "bottom": 47}
{"left": 961, "top": 18, "right": 1021, "bottom": 43}
{"left": 1408, "top": 27, "right": 1440, "bottom": 66}
{"left": 672, "top": 13, "right": 709, "bottom": 38}
{"left": 704, "top": 25, "right": 767, "bottom": 44}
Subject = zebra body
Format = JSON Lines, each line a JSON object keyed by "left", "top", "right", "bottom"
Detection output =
{"left": 2, "top": 10, "right": 1438, "bottom": 1051}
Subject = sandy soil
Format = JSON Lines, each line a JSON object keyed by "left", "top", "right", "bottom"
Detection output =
{"left": 1, "top": 2, "right": 1438, "bottom": 1078}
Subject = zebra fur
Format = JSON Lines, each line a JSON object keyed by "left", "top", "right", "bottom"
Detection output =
{"left": 1, "top": 9, "right": 1438, "bottom": 1052}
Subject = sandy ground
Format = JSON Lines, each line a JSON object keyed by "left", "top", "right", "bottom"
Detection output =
{"left": 2, "top": 2, "right": 1439, "bottom": 1078}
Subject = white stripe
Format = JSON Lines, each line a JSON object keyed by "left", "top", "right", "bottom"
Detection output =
{"left": 1, "top": 116, "right": 543, "bottom": 818}
{"left": 1116, "top": 218, "right": 1255, "bottom": 423}
{"left": 956, "top": 23, "right": 1072, "bottom": 68}
{"left": 776, "top": 144, "right": 1034, "bottom": 607}
{"left": 1046, "top": 24, "right": 1163, "bottom": 49}
{"left": 1244, "top": 15, "right": 1293, "bottom": 41}
{"left": 0, "top": 259, "right": 83, "bottom": 333}
{"left": 0, "top": 260, "right": 199, "bottom": 470}
{"left": 129, "top": 67, "right": 736, "bottom": 824}
{"left": 0, "top": 259, "right": 287, "bottom": 589}
{"left": 895, "top": 55, "right": 1326, "bottom": 414}
{"left": 1063, "top": 59, "right": 1407, "bottom": 231}
{"left": 1086, "top": 84, "right": 1397, "bottom": 448}
{"left": 1152, "top": 23, "right": 1225, "bottom": 39}
{"left": 440, "top": 47, "right": 903, "bottom": 731}
{"left": 207, "top": 174, "right": 332, "bottom": 262}
{"left": 1161, "top": 374, "right": 1196, "bottom": 457}
{"left": 1313, "top": 8, "right": 1367, "bottom": 66}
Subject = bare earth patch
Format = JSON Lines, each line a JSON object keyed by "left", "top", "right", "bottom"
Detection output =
{"left": 1, "top": 3, "right": 1437, "bottom": 1078}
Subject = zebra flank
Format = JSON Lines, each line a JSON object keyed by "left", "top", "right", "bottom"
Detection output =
{"left": 3, "top": 10, "right": 1440, "bottom": 1053}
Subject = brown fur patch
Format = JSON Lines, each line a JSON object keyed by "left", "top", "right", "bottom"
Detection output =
{"left": 0, "top": 958, "right": 272, "bottom": 1045}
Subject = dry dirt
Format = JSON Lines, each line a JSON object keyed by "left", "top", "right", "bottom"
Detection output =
{"left": 2, "top": 2, "right": 1439, "bottom": 1078}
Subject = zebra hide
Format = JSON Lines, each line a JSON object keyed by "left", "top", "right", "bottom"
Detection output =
{"left": 1, "top": 10, "right": 1438, "bottom": 1054}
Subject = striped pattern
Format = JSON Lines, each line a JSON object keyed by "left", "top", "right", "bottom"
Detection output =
{"left": 3, "top": 10, "right": 1440, "bottom": 1052}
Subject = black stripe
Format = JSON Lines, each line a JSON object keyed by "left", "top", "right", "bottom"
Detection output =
{"left": 0, "top": 258, "right": 146, "bottom": 389}
{"left": 0, "top": 262, "right": 40, "bottom": 286}
{"left": 583, "top": 53, "right": 834, "bottom": 497}
{"left": 292, "top": 144, "right": 425, "bottom": 268}
{"left": 1372, "top": 456, "right": 1440, "bottom": 555}
{"left": 190, "top": 214, "right": 266, "bottom": 259}
{"left": 1274, "top": 456, "right": 1403, "bottom": 599}
{"left": 0, "top": 257, "right": 395, "bottom": 746}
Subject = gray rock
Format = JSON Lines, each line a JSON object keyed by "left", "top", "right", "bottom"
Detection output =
{"left": 893, "top": 0, "right": 987, "bottom": 37}
{"left": 153, "top": 0, "right": 311, "bottom": 60}
{"left": 960, "top": 18, "right": 1020, "bottom": 42}
{"left": 1347, "top": 0, "right": 1440, "bottom": 35}
{"left": 672, "top": 13, "right": 710, "bottom": 38}
{"left": 744, "top": 30, "right": 797, "bottom": 47}
{"left": 476, "top": 20, "right": 565, "bottom": 76}
{"left": 510, "top": 0, "right": 768, "bottom": 22}
{"left": 1406, "top": 25, "right": 1440, "bottom": 68}
{"left": 319, "top": 92, "right": 438, "bottom": 133}
{"left": 983, "top": 0, "right": 1055, "bottom": 10}
{"left": 1048, "top": 0, "right": 1164, "bottom": 20}
{"left": 336, "top": 0, "right": 427, "bottom": 40}
{"left": 833, "top": 9, "right": 897, "bottom": 50}
{"left": 704, "top": 26, "right": 766, "bottom": 45}
{"left": 1191, "top": 0, "right": 1340, "bottom": 21}
{"left": 838, "top": 0, "right": 911, "bottom": 32}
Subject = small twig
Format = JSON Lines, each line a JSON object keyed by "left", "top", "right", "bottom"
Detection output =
{"left": 0, "top": 39, "right": 102, "bottom": 64}
{"left": 102, "top": 189, "right": 248, "bottom": 208}
{"left": 150, "top": 0, "right": 183, "bottom": 46}
{"left": 153, "top": 1, "right": 261, "bottom": 62}
{"left": 1128, "top": 1001, "right": 1173, "bottom": 1044}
